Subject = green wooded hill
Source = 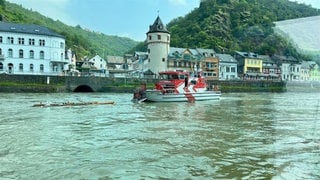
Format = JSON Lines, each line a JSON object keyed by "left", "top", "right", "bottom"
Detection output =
{"left": 0, "top": 0, "right": 138, "bottom": 58}
{"left": 132, "top": 0, "right": 320, "bottom": 60}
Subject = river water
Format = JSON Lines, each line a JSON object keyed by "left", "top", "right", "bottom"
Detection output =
{"left": 0, "top": 92, "right": 319, "bottom": 179}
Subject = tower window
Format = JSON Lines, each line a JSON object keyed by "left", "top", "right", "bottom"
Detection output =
{"left": 149, "top": 35, "right": 152, "bottom": 40}
{"left": 158, "top": 35, "right": 161, "bottom": 40}
{"left": 162, "top": 58, "right": 165, "bottom": 62}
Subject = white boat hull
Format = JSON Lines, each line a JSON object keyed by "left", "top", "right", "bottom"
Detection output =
{"left": 145, "top": 90, "right": 221, "bottom": 102}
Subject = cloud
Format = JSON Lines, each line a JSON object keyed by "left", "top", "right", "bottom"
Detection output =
{"left": 168, "top": 0, "right": 187, "bottom": 6}
{"left": 7, "top": 0, "right": 77, "bottom": 25}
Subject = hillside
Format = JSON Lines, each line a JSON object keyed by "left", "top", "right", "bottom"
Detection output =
{"left": 168, "top": 0, "right": 319, "bottom": 56}
{"left": 0, "top": 0, "right": 138, "bottom": 58}
{"left": 131, "top": 0, "right": 319, "bottom": 60}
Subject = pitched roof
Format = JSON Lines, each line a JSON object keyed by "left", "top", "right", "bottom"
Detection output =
{"left": 147, "top": 16, "right": 170, "bottom": 34}
{"left": 0, "top": 21, "right": 64, "bottom": 38}
{"left": 235, "top": 51, "right": 259, "bottom": 58}
{"left": 216, "top": 54, "right": 237, "bottom": 63}
{"left": 196, "top": 48, "right": 216, "bottom": 56}
{"left": 107, "top": 56, "right": 124, "bottom": 64}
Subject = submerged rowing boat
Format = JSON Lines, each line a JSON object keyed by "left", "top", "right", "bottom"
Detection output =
{"left": 32, "top": 101, "right": 114, "bottom": 107}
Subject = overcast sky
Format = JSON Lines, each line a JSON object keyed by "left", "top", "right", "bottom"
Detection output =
{"left": 6, "top": 0, "right": 320, "bottom": 41}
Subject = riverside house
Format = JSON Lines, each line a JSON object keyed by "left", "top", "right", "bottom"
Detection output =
{"left": 0, "top": 21, "right": 68, "bottom": 75}
{"left": 235, "top": 51, "right": 263, "bottom": 80}
{"left": 217, "top": 53, "right": 238, "bottom": 80}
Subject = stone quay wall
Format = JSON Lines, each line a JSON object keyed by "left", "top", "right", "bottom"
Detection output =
{"left": 0, "top": 74, "right": 287, "bottom": 93}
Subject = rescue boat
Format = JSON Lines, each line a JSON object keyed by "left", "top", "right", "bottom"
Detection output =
{"left": 140, "top": 71, "right": 221, "bottom": 102}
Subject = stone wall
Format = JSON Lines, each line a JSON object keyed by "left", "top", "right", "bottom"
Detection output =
{"left": 0, "top": 74, "right": 287, "bottom": 93}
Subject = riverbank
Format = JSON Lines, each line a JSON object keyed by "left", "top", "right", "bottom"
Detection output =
{"left": 0, "top": 80, "right": 287, "bottom": 93}
{"left": 0, "top": 73, "right": 291, "bottom": 93}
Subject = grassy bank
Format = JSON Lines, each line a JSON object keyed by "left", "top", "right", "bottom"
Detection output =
{"left": 0, "top": 82, "right": 64, "bottom": 93}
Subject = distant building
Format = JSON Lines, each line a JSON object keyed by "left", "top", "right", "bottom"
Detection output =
{"left": 260, "top": 55, "right": 281, "bottom": 80}
{"left": 235, "top": 51, "right": 263, "bottom": 80}
{"left": 167, "top": 47, "right": 202, "bottom": 72}
{"left": 309, "top": 62, "right": 320, "bottom": 81}
{"left": 217, "top": 54, "right": 238, "bottom": 80}
{"left": 88, "top": 55, "right": 107, "bottom": 77}
{"left": 0, "top": 21, "right": 68, "bottom": 75}
{"left": 198, "top": 48, "right": 219, "bottom": 80}
{"left": 107, "top": 55, "right": 127, "bottom": 78}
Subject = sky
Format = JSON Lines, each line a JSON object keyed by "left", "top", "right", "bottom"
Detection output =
{"left": 6, "top": 0, "right": 320, "bottom": 42}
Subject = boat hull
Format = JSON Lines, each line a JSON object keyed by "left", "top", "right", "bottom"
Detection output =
{"left": 145, "top": 90, "right": 221, "bottom": 102}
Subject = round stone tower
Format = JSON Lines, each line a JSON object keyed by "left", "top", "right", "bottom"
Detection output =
{"left": 146, "top": 16, "right": 170, "bottom": 75}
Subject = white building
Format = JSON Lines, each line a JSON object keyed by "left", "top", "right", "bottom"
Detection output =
{"left": 217, "top": 54, "right": 238, "bottom": 80}
{"left": 88, "top": 55, "right": 107, "bottom": 76}
{"left": 146, "top": 16, "right": 170, "bottom": 75}
{"left": 0, "top": 22, "right": 68, "bottom": 75}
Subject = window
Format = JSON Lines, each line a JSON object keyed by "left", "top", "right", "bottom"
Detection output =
{"left": 149, "top": 35, "right": 152, "bottom": 40}
{"left": 7, "top": 37, "right": 14, "bottom": 44}
{"left": 18, "top": 38, "right": 25, "bottom": 45}
{"left": 0, "top": 36, "right": 2, "bottom": 43}
{"left": 29, "top": 38, "right": 35, "bottom": 45}
{"left": 162, "top": 58, "right": 165, "bottom": 62}
{"left": 0, "top": 48, "right": 2, "bottom": 55}
{"left": 60, "top": 42, "right": 64, "bottom": 48}
{"left": 40, "top": 64, "right": 44, "bottom": 72}
{"left": 29, "top": 50, "right": 34, "bottom": 59}
{"left": 19, "top": 49, "right": 24, "bottom": 58}
{"left": 61, "top": 53, "right": 64, "bottom": 60}
{"left": 167, "top": 36, "right": 170, "bottom": 41}
{"left": 157, "top": 35, "right": 161, "bottom": 40}
{"left": 39, "top": 39, "right": 45, "bottom": 46}
{"left": 8, "top": 49, "right": 13, "bottom": 57}
{"left": 148, "top": 49, "right": 150, "bottom": 53}
{"left": 231, "top": 67, "right": 236, "bottom": 72}
{"left": 30, "top": 64, "right": 34, "bottom": 72}
{"left": 0, "top": 63, "right": 3, "bottom": 71}
{"left": 40, "top": 51, "right": 44, "bottom": 59}
{"left": 19, "top": 63, "right": 23, "bottom": 71}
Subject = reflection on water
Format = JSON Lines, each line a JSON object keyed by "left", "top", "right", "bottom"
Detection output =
{"left": 0, "top": 92, "right": 319, "bottom": 179}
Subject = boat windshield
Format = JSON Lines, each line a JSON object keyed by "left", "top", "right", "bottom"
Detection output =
{"left": 160, "top": 73, "right": 185, "bottom": 80}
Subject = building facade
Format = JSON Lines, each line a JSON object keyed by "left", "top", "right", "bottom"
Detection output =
{"left": 235, "top": 51, "right": 263, "bottom": 79}
{"left": 217, "top": 53, "right": 238, "bottom": 80}
{"left": 0, "top": 22, "right": 67, "bottom": 75}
